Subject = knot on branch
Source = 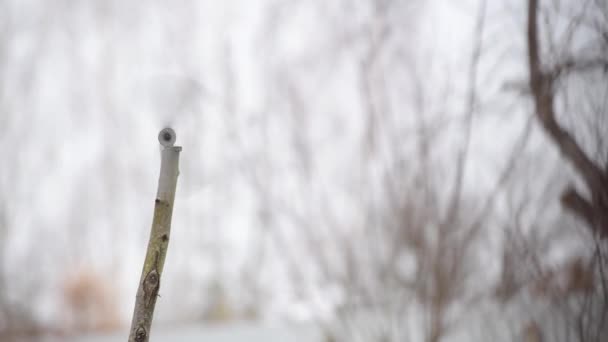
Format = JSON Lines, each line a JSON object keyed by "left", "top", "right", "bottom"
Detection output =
{"left": 143, "top": 269, "right": 160, "bottom": 308}
{"left": 154, "top": 198, "right": 170, "bottom": 208}
{"left": 135, "top": 326, "right": 147, "bottom": 342}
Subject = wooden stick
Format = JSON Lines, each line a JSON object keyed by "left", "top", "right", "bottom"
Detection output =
{"left": 128, "top": 128, "right": 181, "bottom": 342}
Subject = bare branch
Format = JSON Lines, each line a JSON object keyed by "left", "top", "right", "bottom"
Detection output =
{"left": 443, "top": 0, "right": 486, "bottom": 226}
{"left": 128, "top": 129, "right": 181, "bottom": 342}
{"left": 560, "top": 186, "right": 595, "bottom": 231}
{"left": 551, "top": 57, "right": 608, "bottom": 78}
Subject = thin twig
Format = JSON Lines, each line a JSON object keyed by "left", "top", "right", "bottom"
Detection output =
{"left": 128, "top": 128, "right": 182, "bottom": 342}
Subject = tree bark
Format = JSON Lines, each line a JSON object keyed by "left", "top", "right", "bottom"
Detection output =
{"left": 128, "top": 128, "right": 181, "bottom": 342}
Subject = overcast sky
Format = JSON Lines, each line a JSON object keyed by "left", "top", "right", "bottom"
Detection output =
{"left": 0, "top": 1, "right": 589, "bottom": 339}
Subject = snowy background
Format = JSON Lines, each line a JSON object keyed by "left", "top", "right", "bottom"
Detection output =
{"left": 0, "top": 0, "right": 606, "bottom": 341}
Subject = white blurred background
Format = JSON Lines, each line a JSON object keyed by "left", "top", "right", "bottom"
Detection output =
{"left": 0, "top": 0, "right": 606, "bottom": 341}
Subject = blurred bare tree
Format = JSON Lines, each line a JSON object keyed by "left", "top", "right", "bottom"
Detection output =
{"left": 528, "top": 0, "right": 608, "bottom": 238}
{"left": 243, "top": 0, "right": 543, "bottom": 341}
{"left": 489, "top": 0, "right": 608, "bottom": 341}
{"left": 521, "top": 0, "right": 607, "bottom": 340}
